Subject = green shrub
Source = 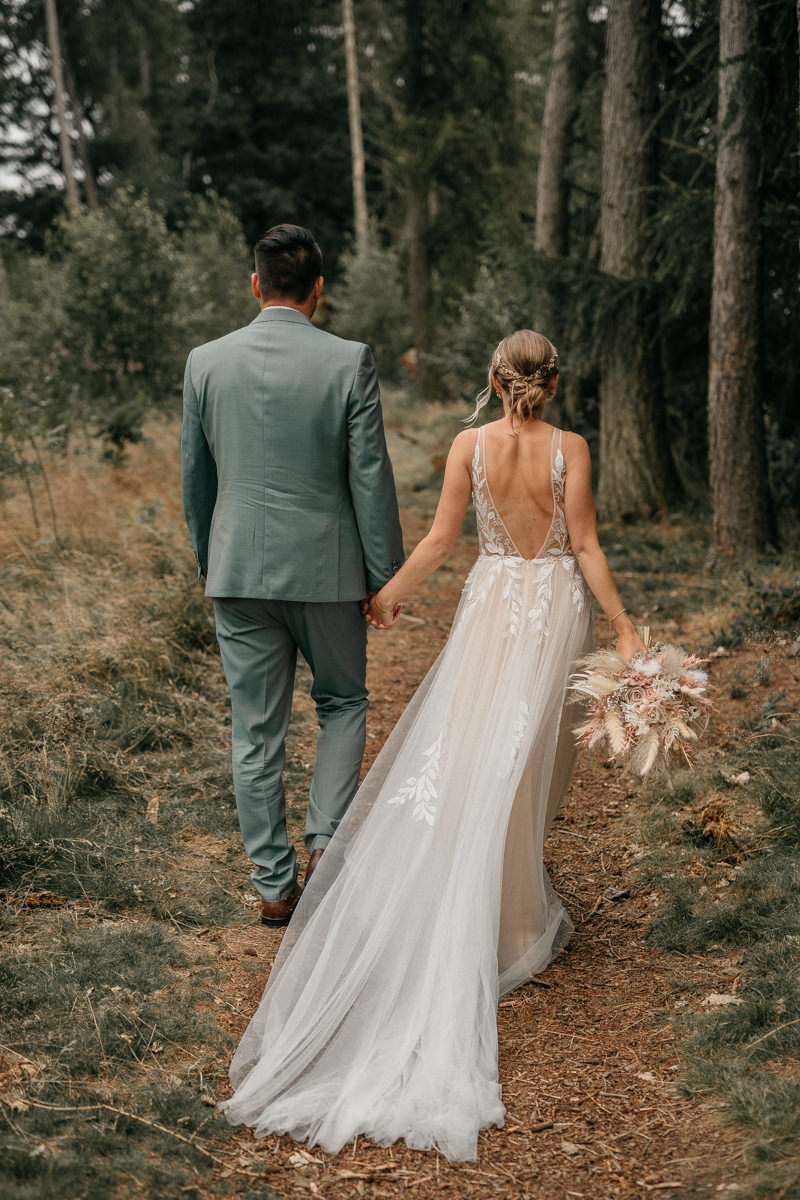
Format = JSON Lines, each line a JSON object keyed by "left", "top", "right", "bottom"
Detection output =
{"left": 709, "top": 571, "right": 800, "bottom": 647}
{"left": 638, "top": 723, "right": 800, "bottom": 1197}
{"left": 175, "top": 192, "right": 256, "bottom": 351}
{"left": 329, "top": 229, "right": 411, "bottom": 380}
{"left": 49, "top": 190, "right": 183, "bottom": 452}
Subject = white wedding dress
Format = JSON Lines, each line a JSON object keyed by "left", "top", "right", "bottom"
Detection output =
{"left": 219, "top": 426, "right": 594, "bottom": 1161}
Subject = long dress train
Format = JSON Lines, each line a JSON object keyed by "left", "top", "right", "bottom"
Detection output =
{"left": 219, "top": 425, "right": 594, "bottom": 1161}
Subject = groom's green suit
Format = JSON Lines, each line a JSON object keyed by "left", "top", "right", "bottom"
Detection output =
{"left": 182, "top": 306, "right": 403, "bottom": 901}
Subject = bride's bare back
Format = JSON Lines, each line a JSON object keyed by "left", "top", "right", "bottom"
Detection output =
{"left": 480, "top": 417, "right": 561, "bottom": 559}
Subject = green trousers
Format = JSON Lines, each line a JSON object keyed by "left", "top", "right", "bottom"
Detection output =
{"left": 213, "top": 598, "right": 368, "bottom": 902}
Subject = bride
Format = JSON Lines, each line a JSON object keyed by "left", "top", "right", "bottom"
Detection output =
{"left": 218, "top": 330, "right": 646, "bottom": 1161}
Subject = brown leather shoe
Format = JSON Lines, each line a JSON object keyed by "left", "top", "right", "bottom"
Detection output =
{"left": 305, "top": 848, "right": 324, "bottom": 883}
{"left": 260, "top": 882, "right": 303, "bottom": 928}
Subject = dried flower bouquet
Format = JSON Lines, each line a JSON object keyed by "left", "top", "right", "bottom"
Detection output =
{"left": 569, "top": 629, "right": 712, "bottom": 776}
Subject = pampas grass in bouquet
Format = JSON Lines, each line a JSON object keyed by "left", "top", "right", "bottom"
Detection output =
{"left": 569, "top": 627, "right": 712, "bottom": 776}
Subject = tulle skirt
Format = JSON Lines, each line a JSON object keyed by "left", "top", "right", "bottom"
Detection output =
{"left": 219, "top": 552, "right": 594, "bottom": 1161}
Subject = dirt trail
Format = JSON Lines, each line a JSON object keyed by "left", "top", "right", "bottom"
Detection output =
{"left": 202, "top": 510, "right": 753, "bottom": 1200}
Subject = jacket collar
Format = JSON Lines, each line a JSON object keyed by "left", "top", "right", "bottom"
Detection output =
{"left": 251, "top": 306, "right": 312, "bottom": 326}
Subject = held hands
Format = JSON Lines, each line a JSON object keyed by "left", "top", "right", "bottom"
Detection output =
{"left": 362, "top": 592, "right": 403, "bottom": 629}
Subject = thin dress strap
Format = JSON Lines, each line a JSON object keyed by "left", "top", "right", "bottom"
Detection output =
{"left": 471, "top": 425, "right": 519, "bottom": 557}
{"left": 542, "top": 427, "right": 570, "bottom": 557}
{"left": 549, "top": 427, "right": 561, "bottom": 476}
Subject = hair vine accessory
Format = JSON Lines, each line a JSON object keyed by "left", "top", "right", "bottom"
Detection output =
{"left": 493, "top": 349, "right": 559, "bottom": 384}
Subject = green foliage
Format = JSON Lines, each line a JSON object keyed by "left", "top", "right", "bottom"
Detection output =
{"left": 0, "top": 190, "right": 258, "bottom": 461}
{"left": 176, "top": 0, "right": 352, "bottom": 249}
{"left": 329, "top": 230, "right": 411, "bottom": 379}
{"left": 48, "top": 191, "right": 181, "bottom": 451}
{"left": 709, "top": 571, "right": 800, "bottom": 647}
{"left": 175, "top": 193, "right": 255, "bottom": 351}
{"left": 0, "top": 915, "right": 255, "bottom": 1200}
{"left": 636, "top": 722, "right": 800, "bottom": 1197}
{"left": 0, "top": 443, "right": 287, "bottom": 1199}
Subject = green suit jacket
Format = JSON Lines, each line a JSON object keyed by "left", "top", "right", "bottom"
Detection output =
{"left": 181, "top": 307, "right": 404, "bottom": 601}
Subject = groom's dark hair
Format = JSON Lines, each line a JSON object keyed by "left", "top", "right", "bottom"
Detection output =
{"left": 254, "top": 224, "right": 323, "bottom": 303}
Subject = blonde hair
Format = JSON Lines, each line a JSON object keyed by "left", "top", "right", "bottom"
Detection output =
{"left": 467, "top": 330, "right": 559, "bottom": 429}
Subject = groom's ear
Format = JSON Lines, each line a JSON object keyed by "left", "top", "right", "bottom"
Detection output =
{"left": 252, "top": 272, "right": 263, "bottom": 302}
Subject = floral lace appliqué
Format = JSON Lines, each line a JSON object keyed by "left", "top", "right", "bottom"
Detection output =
{"left": 528, "top": 559, "right": 556, "bottom": 641}
{"left": 462, "top": 556, "right": 524, "bottom": 638}
{"left": 387, "top": 731, "right": 445, "bottom": 825}
{"left": 471, "top": 432, "right": 519, "bottom": 557}
{"left": 560, "top": 555, "right": 588, "bottom": 612}
{"left": 538, "top": 445, "right": 571, "bottom": 558}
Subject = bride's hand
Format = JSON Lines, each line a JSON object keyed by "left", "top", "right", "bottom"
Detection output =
{"left": 367, "top": 595, "right": 402, "bottom": 629}
{"left": 615, "top": 625, "right": 647, "bottom": 662}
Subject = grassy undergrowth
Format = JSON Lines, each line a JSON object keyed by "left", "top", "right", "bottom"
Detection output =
{"left": 0, "top": 427, "right": 280, "bottom": 1199}
{"left": 2, "top": 416, "right": 799, "bottom": 1197}
{"left": 634, "top": 719, "right": 800, "bottom": 1198}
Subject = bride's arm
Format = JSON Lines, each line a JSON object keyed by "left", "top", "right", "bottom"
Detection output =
{"left": 562, "top": 433, "right": 646, "bottom": 661}
{"left": 368, "top": 431, "right": 474, "bottom": 628}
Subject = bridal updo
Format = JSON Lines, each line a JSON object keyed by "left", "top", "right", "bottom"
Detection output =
{"left": 467, "top": 330, "right": 559, "bottom": 429}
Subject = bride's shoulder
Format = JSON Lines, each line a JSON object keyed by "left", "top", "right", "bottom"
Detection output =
{"left": 450, "top": 425, "right": 484, "bottom": 452}
{"left": 560, "top": 431, "right": 592, "bottom": 484}
{"left": 447, "top": 427, "right": 479, "bottom": 469}
{"left": 561, "top": 429, "right": 590, "bottom": 459}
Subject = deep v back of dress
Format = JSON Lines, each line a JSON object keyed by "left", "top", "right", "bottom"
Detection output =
{"left": 472, "top": 423, "right": 571, "bottom": 560}
{"left": 219, "top": 421, "right": 595, "bottom": 1162}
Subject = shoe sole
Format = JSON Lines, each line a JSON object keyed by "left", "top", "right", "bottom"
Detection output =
{"left": 260, "top": 914, "right": 292, "bottom": 928}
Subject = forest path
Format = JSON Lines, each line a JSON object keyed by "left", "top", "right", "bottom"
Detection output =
{"left": 199, "top": 507, "right": 752, "bottom": 1200}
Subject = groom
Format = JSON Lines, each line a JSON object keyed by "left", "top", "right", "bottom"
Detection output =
{"left": 181, "top": 223, "right": 403, "bottom": 927}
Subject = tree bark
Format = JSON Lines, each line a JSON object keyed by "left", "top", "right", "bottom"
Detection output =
{"left": 138, "top": 23, "right": 152, "bottom": 98}
{"left": 64, "top": 57, "right": 99, "bottom": 210}
{"left": 535, "top": 0, "right": 584, "bottom": 258}
{"left": 403, "top": 0, "right": 441, "bottom": 400}
{"left": 43, "top": 0, "right": 79, "bottom": 207}
{"left": 406, "top": 175, "right": 438, "bottom": 399}
{"left": 534, "top": 0, "right": 586, "bottom": 429}
{"left": 342, "top": 0, "right": 369, "bottom": 255}
{"left": 707, "top": 0, "right": 772, "bottom": 556}
{"left": 598, "top": 0, "right": 680, "bottom": 518}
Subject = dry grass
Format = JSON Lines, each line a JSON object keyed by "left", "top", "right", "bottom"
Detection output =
{"left": 0, "top": 423, "right": 284, "bottom": 1198}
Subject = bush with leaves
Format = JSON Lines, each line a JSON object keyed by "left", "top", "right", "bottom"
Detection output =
{"left": 0, "top": 190, "right": 257, "bottom": 467}
{"left": 328, "top": 230, "right": 411, "bottom": 382}
{"left": 175, "top": 192, "right": 256, "bottom": 352}
{"left": 48, "top": 190, "right": 182, "bottom": 453}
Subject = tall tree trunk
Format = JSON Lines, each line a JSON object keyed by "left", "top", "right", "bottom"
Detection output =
{"left": 535, "top": 0, "right": 584, "bottom": 258}
{"left": 342, "top": 0, "right": 369, "bottom": 255}
{"left": 404, "top": 0, "right": 441, "bottom": 400}
{"left": 64, "top": 57, "right": 99, "bottom": 210}
{"left": 406, "top": 175, "right": 437, "bottom": 399}
{"left": 707, "top": 0, "right": 772, "bottom": 556}
{"left": 138, "top": 23, "right": 152, "bottom": 98}
{"left": 534, "top": 0, "right": 586, "bottom": 429}
{"left": 43, "top": 0, "right": 79, "bottom": 207}
{"left": 598, "top": 0, "right": 680, "bottom": 518}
